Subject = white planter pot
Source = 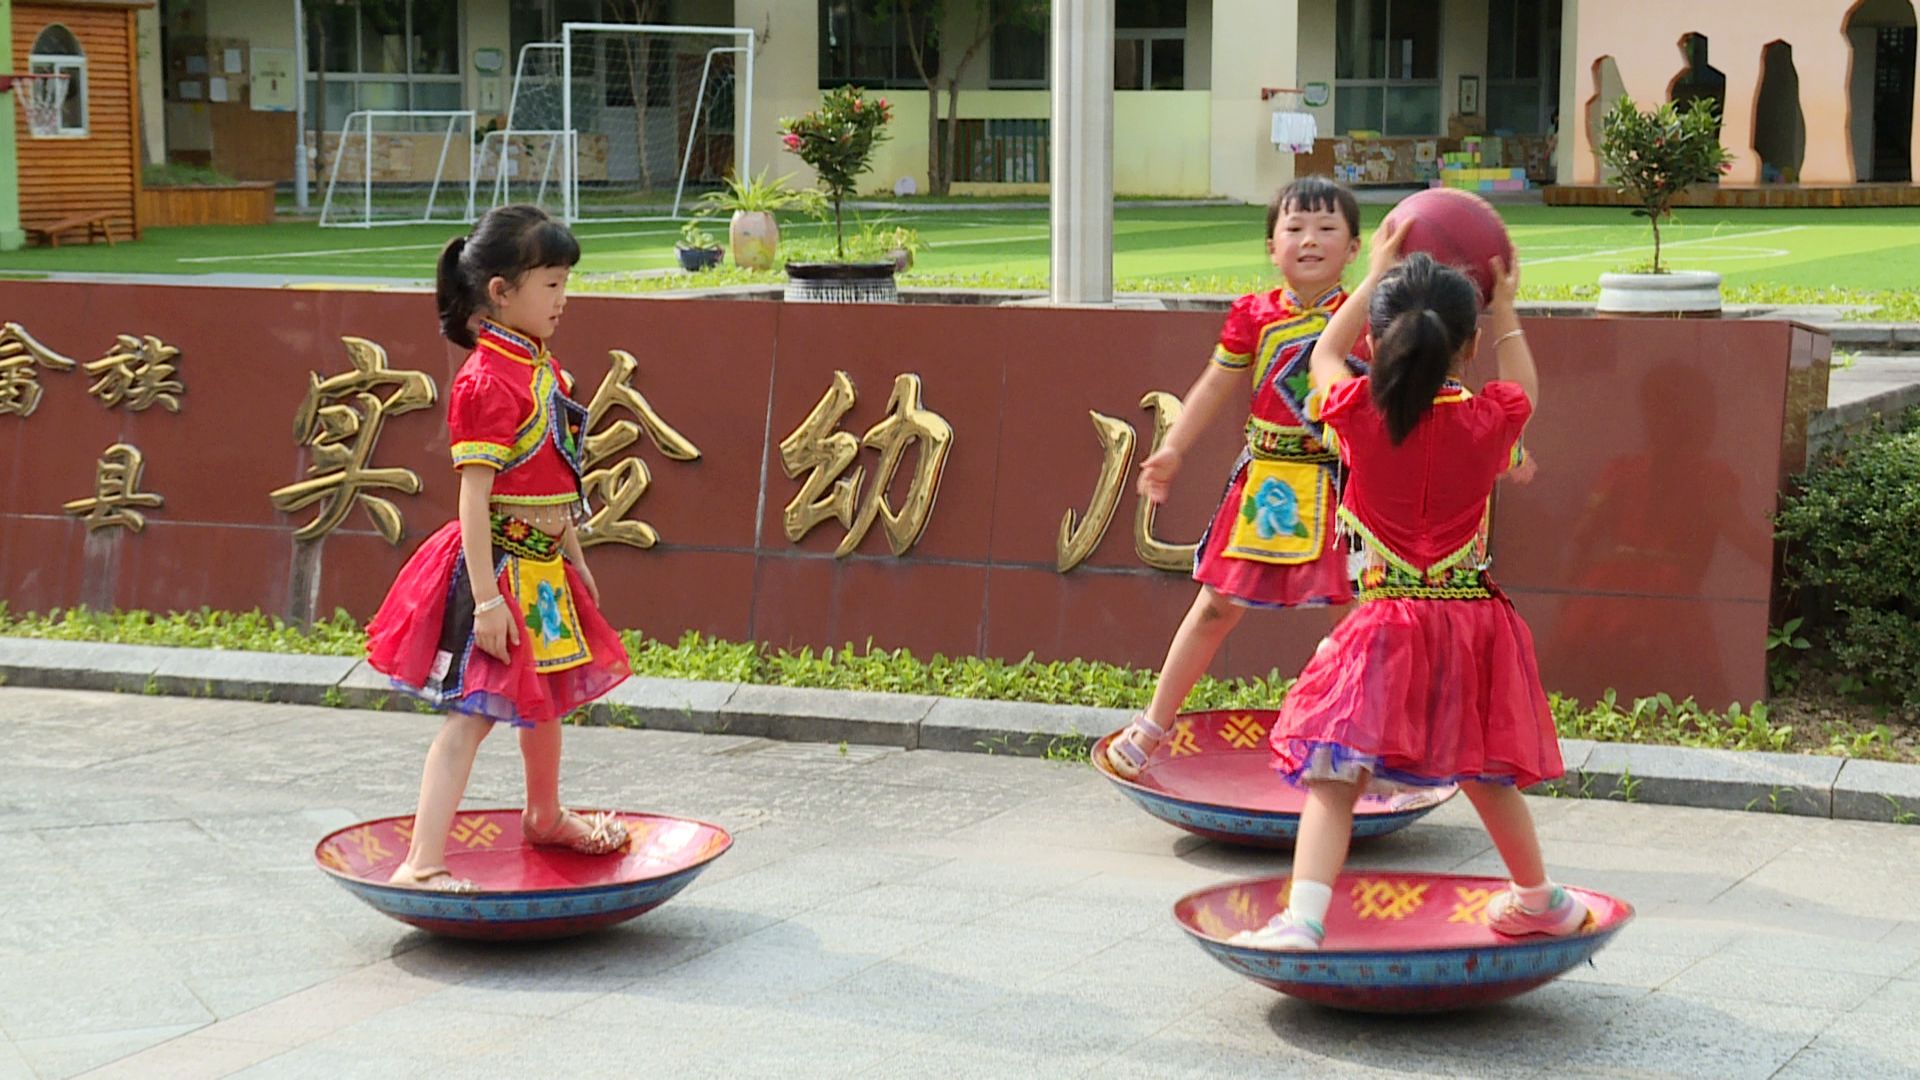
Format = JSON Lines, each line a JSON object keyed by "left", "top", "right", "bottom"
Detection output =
{"left": 1595, "top": 270, "right": 1724, "bottom": 317}
{"left": 730, "top": 210, "right": 778, "bottom": 271}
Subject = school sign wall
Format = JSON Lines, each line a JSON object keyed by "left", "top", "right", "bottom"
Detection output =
{"left": 0, "top": 284, "right": 1825, "bottom": 704}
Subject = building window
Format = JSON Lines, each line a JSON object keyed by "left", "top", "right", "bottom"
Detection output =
{"left": 819, "top": 1, "right": 937, "bottom": 89}
{"left": 992, "top": 0, "right": 1187, "bottom": 90}
{"left": 1334, "top": 0, "right": 1441, "bottom": 135}
{"left": 1486, "top": 0, "right": 1560, "bottom": 135}
{"left": 306, "top": 0, "right": 464, "bottom": 131}
{"left": 990, "top": 0, "right": 1046, "bottom": 86}
{"left": 28, "top": 25, "right": 87, "bottom": 138}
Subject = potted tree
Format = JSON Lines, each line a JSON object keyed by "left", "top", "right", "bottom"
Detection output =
{"left": 1595, "top": 95, "right": 1735, "bottom": 317}
{"left": 779, "top": 86, "right": 897, "bottom": 302}
{"left": 674, "top": 218, "right": 725, "bottom": 272}
{"left": 696, "top": 168, "right": 822, "bottom": 271}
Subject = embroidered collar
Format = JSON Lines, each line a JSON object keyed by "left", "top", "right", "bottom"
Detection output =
{"left": 1280, "top": 283, "right": 1346, "bottom": 313}
{"left": 1433, "top": 379, "right": 1471, "bottom": 405}
{"left": 476, "top": 320, "right": 548, "bottom": 367}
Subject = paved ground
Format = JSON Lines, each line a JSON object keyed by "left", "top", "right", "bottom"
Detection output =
{"left": 3, "top": 688, "right": 1917, "bottom": 1080}
{"left": 1829, "top": 354, "right": 1920, "bottom": 410}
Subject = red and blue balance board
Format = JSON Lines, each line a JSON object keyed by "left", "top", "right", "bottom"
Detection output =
{"left": 1093, "top": 710, "right": 1456, "bottom": 847}
{"left": 1174, "top": 872, "right": 1633, "bottom": 1013}
{"left": 314, "top": 809, "right": 732, "bottom": 941}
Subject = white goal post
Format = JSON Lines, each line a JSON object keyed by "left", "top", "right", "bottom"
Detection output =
{"left": 556, "top": 22, "right": 755, "bottom": 224}
{"left": 318, "top": 110, "right": 480, "bottom": 229}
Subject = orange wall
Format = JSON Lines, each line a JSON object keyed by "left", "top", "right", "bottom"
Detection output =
{"left": 1569, "top": 0, "right": 1918, "bottom": 185}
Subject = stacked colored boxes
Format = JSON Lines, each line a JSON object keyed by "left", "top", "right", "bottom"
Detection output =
{"left": 1435, "top": 136, "right": 1530, "bottom": 192}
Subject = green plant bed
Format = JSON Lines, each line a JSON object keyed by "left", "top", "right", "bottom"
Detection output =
{"left": 1, "top": 603, "right": 1912, "bottom": 763}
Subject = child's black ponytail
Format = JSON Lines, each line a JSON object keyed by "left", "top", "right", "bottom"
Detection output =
{"left": 434, "top": 205, "right": 582, "bottom": 350}
{"left": 1367, "top": 253, "right": 1479, "bottom": 445}
{"left": 437, "top": 236, "right": 475, "bottom": 347}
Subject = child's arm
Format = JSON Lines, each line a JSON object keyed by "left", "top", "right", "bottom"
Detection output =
{"left": 458, "top": 465, "right": 520, "bottom": 661}
{"left": 1487, "top": 255, "right": 1538, "bottom": 406}
{"left": 1137, "top": 362, "right": 1241, "bottom": 505}
{"left": 1311, "top": 217, "right": 1409, "bottom": 395}
{"left": 560, "top": 522, "right": 601, "bottom": 606}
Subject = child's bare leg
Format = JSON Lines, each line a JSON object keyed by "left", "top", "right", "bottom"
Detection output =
{"left": 1459, "top": 781, "right": 1547, "bottom": 885}
{"left": 519, "top": 719, "right": 628, "bottom": 852}
{"left": 1110, "top": 588, "right": 1243, "bottom": 772}
{"left": 392, "top": 712, "right": 493, "bottom": 883}
{"left": 1461, "top": 780, "right": 1587, "bottom": 935}
{"left": 1231, "top": 776, "right": 1364, "bottom": 948}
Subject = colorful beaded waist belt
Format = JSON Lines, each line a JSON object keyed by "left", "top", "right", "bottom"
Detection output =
{"left": 1244, "top": 420, "right": 1338, "bottom": 463}
{"left": 490, "top": 512, "right": 561, "bottom": 562}
{"left": 1356, "top": 562, "right": 1494, "bottom": 603}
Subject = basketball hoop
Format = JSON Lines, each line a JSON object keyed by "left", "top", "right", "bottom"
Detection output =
{"left": 3, "top": 73, "right": 71, "bottom": 138}
{"left": 1264, "top": 88, "right": 1318, "bottom": 154}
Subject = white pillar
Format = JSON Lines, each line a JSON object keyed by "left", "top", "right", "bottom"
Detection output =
{"left": 1050, "top": 0, "right": 1114, "bottom": 305}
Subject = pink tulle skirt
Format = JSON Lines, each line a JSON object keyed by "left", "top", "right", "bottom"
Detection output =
{"left": 1192, "top": 459, "right": 1353, "bottom": 609}
{"left": 1270, "top": 592, "right": 1561, "bottom": 790}
{"left": 366, "top": 521, "right": 629, "bottom": 726}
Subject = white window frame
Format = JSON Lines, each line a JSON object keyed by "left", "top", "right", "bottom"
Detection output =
{"left": 1334, "top": 0, "right": 1444, "bottom": 136}
{"left": 308, "top": 0, "right": 464, "bottom": 130}
{"left": 28, "top": 25, "right": 87, "bottom": 139}
{"left": 1115, "top": 28, "right": 1185, "bottom": 91}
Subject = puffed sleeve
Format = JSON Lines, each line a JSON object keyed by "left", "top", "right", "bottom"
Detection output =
{"left": 1209, "top": 294, "right": 1260, "bottom": 372}
{"left": 447, "top": 367, "right": 522, "bottom": 470}
{"left": 1478, "top": 380, "right": 1534, "bottom": 467}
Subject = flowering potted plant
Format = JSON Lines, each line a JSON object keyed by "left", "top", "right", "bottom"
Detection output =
{"left": 674, "top": 218, "right": 724, "bottom": 272}
{"left": 696, "top": 168, "right": 823, "bottom": 271}
{"left": 779, "top": 85, "right": 897, "bottom": 302}
{"left": 1595, "top": 95, "right": 1735, "bottom": 316}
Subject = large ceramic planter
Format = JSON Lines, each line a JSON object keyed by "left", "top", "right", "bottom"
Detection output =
{"left": 729, "top": 210, "right": 779, "bottom": 270}
{"left": 785, "top": 261, "right": 899, "bottom": 303}
{"left": 1595, "top": 270, "right": 1723, "bottom": 318}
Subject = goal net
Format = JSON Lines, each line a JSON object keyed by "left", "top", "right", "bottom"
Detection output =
{"left": 318, "top": 110, "right": 480, "bottom": 229}
{"left": 554, "top": 23, "right": 753, "bottom": 222}
{"left": 476, "top": 44, "right": 574, "bottom": 220}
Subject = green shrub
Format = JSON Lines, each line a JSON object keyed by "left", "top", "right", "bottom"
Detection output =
{"left": 1777, "top": 418, "right": 1920, "bottom": 707}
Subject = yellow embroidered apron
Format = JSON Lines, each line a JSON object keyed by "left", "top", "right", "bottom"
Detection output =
{"left": 508, "top": 552, "right": 592, "bottom": 673}
{"left": 1222, "top": 459, "right": 1330, "bottom": 565}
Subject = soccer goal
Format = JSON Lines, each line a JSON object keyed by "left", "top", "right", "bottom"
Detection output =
{"left": 550, "top": 23, "right": 754, "bottom": 223}
{"left": 318, "top": 110, "right": 480, "bottom": 229}
{"left": 476, "top": 43, "right": 574, "bottom": 220}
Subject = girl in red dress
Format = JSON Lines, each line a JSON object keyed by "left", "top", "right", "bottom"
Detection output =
{"left": 366, "top": 205, "right": 632, "bottom": 892}
{"left": 1106, "top": 177, "right": 1371, "bottom": 778}
{"left": 1233, "top": 224, "right": 1587, "bottom": 949}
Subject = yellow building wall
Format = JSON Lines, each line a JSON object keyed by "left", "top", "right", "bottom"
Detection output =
{"left": 864, "top": 89, "right": 1213, "bottom": 197}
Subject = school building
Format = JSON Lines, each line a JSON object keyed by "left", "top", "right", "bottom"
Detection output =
{"left": 4, "top": 0, "right": 1916, "bottom": 218}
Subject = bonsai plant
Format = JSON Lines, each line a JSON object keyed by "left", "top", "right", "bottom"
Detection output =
{"left": 779, "top": 86, "right": 898, "bottom": 301}
{"left": 674, "top": 218, "right": 724, "bottom": 272}
{"left": 696, "top": 168, "right": 823, "bottom": 271}
{"left": 1594, "top": 95, "right": 1734, "bottom": 315}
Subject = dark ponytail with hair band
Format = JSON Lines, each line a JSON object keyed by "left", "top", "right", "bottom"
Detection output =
{"left": 434, "top": 204, "right": 582, "bottom": 350}
{"left": 1367, "top": 253, "right": 1480, "bottom": 444}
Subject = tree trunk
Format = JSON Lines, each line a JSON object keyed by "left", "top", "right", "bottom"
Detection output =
{"left": 941, "top": 77, "right": 964, "bottom": 195}
{"left": 313, "top": 16, "right": 329, "bottom": 189}
{"left": 1652, "top": 212, "right": 1663, "bottom": 273}
{"left": 926, "top": 83, "right": 944, "bottom": 195}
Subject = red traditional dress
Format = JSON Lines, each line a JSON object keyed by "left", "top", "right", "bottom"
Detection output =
{"left": 365, "top": 320, "right": 630, "bottom": 726}
{"left": 1193, "top": 284, "right": 1372, "bottom": 608}
{"left": 1269, "top": 377, "right": 1561, "bottom": 790}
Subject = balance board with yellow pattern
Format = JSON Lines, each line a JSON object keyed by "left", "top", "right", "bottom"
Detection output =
{"left": 315, "top": 809, "right": 731, "bottom": 941}
{"left": 1093, "top": 710, "right": 1456, "bottom": 847}
{"left": 1176, "top": 871, "right": 1632, "bottom": 1012}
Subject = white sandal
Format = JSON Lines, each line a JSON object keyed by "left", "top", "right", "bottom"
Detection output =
{"left": 1103, "top": 714, "right": 1168, "bottom": 779}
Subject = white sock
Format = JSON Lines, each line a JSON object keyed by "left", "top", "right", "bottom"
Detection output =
{"left": 1287, "top": 880, "right": 1334, "bottom": 927}
{"left": 1514, "top": 881, "right": 1556, "bottom": 911}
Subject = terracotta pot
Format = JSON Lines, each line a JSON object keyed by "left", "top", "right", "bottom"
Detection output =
{"left": 730, "top": 210, "right": 779, "bottom": 271}
{"left": 1595, "top": 271, "right": 1723, "bottom": 318}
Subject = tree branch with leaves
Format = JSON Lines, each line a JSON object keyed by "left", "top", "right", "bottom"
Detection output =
{"left": 1597, "top": 95, "right": 1733, "bottom": 274}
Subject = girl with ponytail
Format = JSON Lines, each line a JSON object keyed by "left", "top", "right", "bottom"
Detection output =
{"left": 1231, "top": 219, "right": 1588, "bottom": 951}
{"left": 366, "top": 204, "right": 632, "bottom": 892}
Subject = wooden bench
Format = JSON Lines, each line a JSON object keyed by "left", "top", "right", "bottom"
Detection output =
{"left": 30, "top": 211, "right": 115, "bottom": 248}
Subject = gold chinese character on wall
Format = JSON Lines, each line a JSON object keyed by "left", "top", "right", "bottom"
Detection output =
{"left": 86, "top": 335, "right": 183, "bottom": 412}
{"left": 63, "top": 443, "right": 163, "bottom": 533}
{"left": 0, "top": 322, "right": 76, "bottom": 418}
{"left": 1055, "top": 390, "right": 1199, "bottom": 574}
{"left": 268, "top": 337, "right": 437, "bottom": 544}
{"left": 780, "top": 371, "right": 952, "bottom": 558}
{"left": 576, "top": 349, "right": 702, "bottom": 549}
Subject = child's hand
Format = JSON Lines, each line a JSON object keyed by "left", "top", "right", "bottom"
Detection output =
{"left": 1489, "top": 254, "right": 1521, "bottom": 313}
{"left": 1503, "top": 455, "right": 1539, "bottom": 485}
{"left": 475, "top": 599, "right": 520, "bottom": 662}
{"left": 1366, "top": 217, "right": 1411, "bottom": 279}
{"left": 1137, "top": 446, "right": 1183, "bottom": 505}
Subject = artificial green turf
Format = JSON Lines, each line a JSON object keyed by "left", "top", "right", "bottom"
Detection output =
{"left": 2, "top": 203, "right": 1917, "bottom": 298}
